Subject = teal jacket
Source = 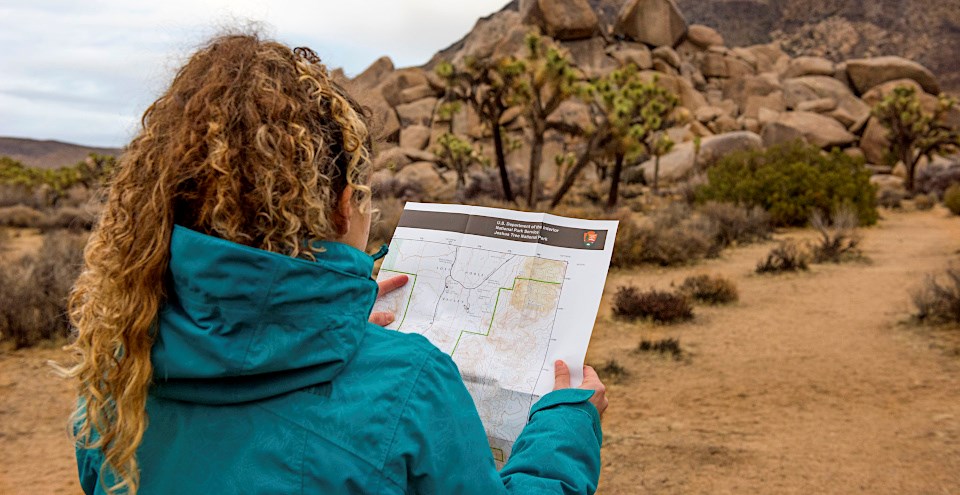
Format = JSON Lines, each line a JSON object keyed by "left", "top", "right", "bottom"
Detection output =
{"left": 76, "top": 225, "right": 602, "bottom": 494}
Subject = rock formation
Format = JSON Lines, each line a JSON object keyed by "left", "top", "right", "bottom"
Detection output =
{"left": 348, "top": 0, "right": 956, "bottom": 198}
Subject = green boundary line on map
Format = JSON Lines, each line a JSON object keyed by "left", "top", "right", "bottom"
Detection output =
{"left": 382, "top": 269, "right": 563, "bottom": 356}
{"left": 449, "top": 276, "right": 561, "bottom": 356}
{"left": 491, "top": 447, "right": 505, "bottom": 463}
{"left": 380, "top": 269, "right": 418, "bottom": 330}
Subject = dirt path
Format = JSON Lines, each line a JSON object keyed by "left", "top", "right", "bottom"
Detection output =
{"left": 1, "top": 208, "right": 958, "bottom": 494}
{"left": 0, "top": 347, "right": 79, "bottom": 494}
{"left": 591, "top": 207, "right": 960, "bottom": 494}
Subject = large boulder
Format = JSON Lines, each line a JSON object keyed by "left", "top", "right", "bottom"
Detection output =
{"left": 546, "top": 99, "right": 593, "bottom": 132}
{"left": 762, "top": 111, "right": 856, "bottom": 148}
{"left": 760, "top": 121, "right": 807, "bottom": 147}
{"left": 686, "top": 24, "right": 723, "bottom": 48}
{"left": 607, "top": 43, "right": 653, "bottom": 69}
{"left": 350, "top": 56, "right": 394, "bottom": 91}
{"left": 399, "top": 125, "right": 431, "bottom": 150}
{"left": 639, "top": 71, "right": 707, "bottom": 111}
{"left": 859, "top": 117, "right": 891, "bottom": 165}
{"left": 652, "top": 46, "right": 682, "bottom": 70}
{"left": 561, "top": 37, "right": 618, "bottom": 78}
{"left": 373, "top": 147, "right": 438, "bottom": 171}
{"left": 722, "top": 72, "right": 782, "bottom": 108}
{"left": 744, "top": 43, "right": 788, "bottom": 74}
{"left": 846, "top": 56, "right": 941, "bottom": 96}
{"left": 782, "top": 56, "right": 835, "bottom": 79}
{"left": 782, "top": 76, "right": 871, "bottom": 129}
{"left": 861, "top": 79, "right": 960, "bottom": 130}
{"left": 632, "top": 131, "right": 763, "bottom": 183}
{"left": 398, "top": 85, "right": 440, "bottom": 105}
{"left": 352, "top": 89, "right": 400, "bottom": 142}
{"left": 379, "top": 68, "right": 431, "bottom": 107}
{"left": 451, "top": 11, "right": 525, "bottom": 65}
{"left": 615, "top": 0, "right": 688, "bottom": 48}
{"left": 395, "top": 98, "right": 438, "bottom": 127}
{"left": 743, "top": 91, "right": 786, "bottom": 119}
{"left": 395, "top": 161, "right": 447, "bottom": 196}
{"left": 521, "top": 0, "right": 599, "bottom": 40}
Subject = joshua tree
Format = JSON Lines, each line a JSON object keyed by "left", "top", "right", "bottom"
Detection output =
{"left": 550, "top": 65, "right": 679, "bottom": 209}
{"left": 649, "top": 132, "right": 675, "bottom": 196}
{"left": 872, "top": 85, "right": 960, "bottom": 192}
{"left": 433, "top": 132, "right": 489, "bottom": 193}
{"left": 514, "top": 33, "right": 580, "bottom": 208}
{"left": 436, "top": 57, "right": 525, "bottom": 202}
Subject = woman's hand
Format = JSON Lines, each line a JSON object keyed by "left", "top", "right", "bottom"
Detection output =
{"left": 369, "top": 274, "right": 409, "bottom": 326}
{"left": 553, "top": 360, "right": 608, "bottom": 418}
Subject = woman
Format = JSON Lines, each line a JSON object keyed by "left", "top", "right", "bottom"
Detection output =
{"left": 64, "top": 33, "right": 607, "bottom": 494}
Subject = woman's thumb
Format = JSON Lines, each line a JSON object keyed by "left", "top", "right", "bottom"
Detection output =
{"left": 553, "top": 360, "right": 571, "bottom": 390}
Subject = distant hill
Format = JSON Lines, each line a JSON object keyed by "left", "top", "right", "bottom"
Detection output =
{"left": 0, "top": 137, "right": 121, "bottom": 170}
{"left": 670, "top": 0, "right": 960, "bottom": 94}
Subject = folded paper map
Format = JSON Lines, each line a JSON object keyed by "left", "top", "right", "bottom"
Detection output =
{"left": 373, "top": 202, "right": 618, "bottom": 466}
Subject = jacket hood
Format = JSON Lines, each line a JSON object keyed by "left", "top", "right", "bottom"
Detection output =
{"left": 150, "top": 225, "right": 379, "bottom": 405}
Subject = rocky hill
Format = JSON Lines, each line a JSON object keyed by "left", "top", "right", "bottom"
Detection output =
{"left": 0, "top": 137, "right": 120, "bottom": 170}
{"left": 349, "top": 0, "right": 958, "bottom": 202}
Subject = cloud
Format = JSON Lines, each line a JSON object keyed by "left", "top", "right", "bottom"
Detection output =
{"left": 0, "top": 0, "right": 508, "bottom": 147}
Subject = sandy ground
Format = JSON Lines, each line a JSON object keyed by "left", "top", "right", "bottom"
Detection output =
{"left": 1, "top": 208, "right": 958, "bottom": 494}
{"left": 591, "top": 206, "right": 960, "bottom": 494}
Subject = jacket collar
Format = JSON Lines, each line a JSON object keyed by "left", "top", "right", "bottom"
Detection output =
{"left": 150, "top": 225, "right": 379, "bottom": 404}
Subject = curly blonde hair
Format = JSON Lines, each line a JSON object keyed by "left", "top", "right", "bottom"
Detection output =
{"left": 60, "top": 33, "right": 372, "bottom": 494}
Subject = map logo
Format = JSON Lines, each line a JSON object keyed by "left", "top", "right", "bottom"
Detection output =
{"left": 583, "top": 230, "right": 598, "bottom": 247}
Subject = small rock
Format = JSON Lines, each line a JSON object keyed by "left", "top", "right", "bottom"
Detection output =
{"left": 686, "top": 24, "right": 723, "bottom": 48}
{"left": 652, "top": 46, "right": 682, "bottom": 69}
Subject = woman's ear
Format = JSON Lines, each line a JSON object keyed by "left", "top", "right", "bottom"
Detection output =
{"left": 334, "top": 185, "right": 354, "bottom": 236}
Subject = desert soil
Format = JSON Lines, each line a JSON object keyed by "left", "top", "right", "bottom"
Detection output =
{"left": 1, "top": 208, "right": 959, "bottom": 494}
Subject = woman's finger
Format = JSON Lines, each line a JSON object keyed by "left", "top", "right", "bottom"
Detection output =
{"left": 377, "top": 275, "right": 409, "bottom": 297}
{"left": 553, "top": 360, "right": 571, "bottom": 390}
{"left": 369, "top": 311, "right": 395, "bottom": 326}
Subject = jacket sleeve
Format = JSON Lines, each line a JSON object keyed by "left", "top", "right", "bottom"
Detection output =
{"left": 393, "top": 348, "right": 601, "bottom": 494}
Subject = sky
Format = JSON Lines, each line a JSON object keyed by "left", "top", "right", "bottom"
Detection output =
{"left": 0, "top": 0, "right": 509, "bottom": 148}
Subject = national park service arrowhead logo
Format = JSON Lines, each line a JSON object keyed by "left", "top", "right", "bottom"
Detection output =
{"left": 583, "top": 230, "right": 598, "bottom": 247}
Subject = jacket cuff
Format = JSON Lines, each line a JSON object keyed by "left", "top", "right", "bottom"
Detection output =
{"left": 529, "top": 389, "right": 602, "bottom": 442}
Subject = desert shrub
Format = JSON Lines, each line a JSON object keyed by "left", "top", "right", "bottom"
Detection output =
{"left": 696, "top": 141, "right": 878, "bottom": 227}
{"left": 810, "top": 207, "right": 862, "bottom": 264}
{"left": 678, "top": 274, "right": 739, "bottom": 304}
{"left": 916, "top": 161, "right": 960, "bottom": 198}
{"left": 756, "top": 241, "right": 809, "bottom": 274}
{"left": 634, "top": 337, "right": 683, "bottom": 359}
{"left": 0, "top": 231, "right": 87, "bottom": 348}
{"left": 698, "top": 201, "right": 772, "bottom": 248}
{"left": 945, "top": 184, "right": 960, "bottom": 216}
{"left": 595, "top": 359, "right": 629, "bottom": 383}
{"left": 911, "top": 267, "right": 960, "bottom": 324}
{"left": 613, "top": 286, "right": 693, "bottom": 323}
{"left": 547, "top": 205, "right": 648, "bottom": 269}
{"left": 913, "top": 194, "right": 936, "bottom": 211}
{"left": 607, "top": 209, "right": 646, "bottom": 268}
{"left": 42, "top": 206, "right": 98, "bottom": 231}
{"left": 634, "top": 204, "right": 718, "bottom": 266}
{"left": 876, "top": 188, "right": 906, "bottom": 209}
{"left": 0, "top": 205, "right": 47, "bottom": 228}
{"left": 0, "top": 184, "right": 44, "bottom": 209}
